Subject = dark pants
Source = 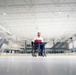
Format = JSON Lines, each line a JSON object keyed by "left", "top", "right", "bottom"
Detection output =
{"left": 35, "top": 43, "right": 45, "bottom": 55}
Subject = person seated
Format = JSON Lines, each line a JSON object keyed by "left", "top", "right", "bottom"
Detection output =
{"left": 32, "top": 32, "right": 45, "bottom": 56}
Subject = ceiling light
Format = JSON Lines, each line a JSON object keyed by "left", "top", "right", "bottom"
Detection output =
{"left": 3, "top": 13, "right": 6, "bottom": 15}
{"left": 59, "top": 11, "right": 61, "bottom": 14}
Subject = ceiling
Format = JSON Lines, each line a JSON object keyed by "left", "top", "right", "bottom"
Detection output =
{"left": 0, "top": 0, "right": 76, "bottom": 41}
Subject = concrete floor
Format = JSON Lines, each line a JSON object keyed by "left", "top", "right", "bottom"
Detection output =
{"left": 0, "top": 56, "right": 76, "bottom": 75}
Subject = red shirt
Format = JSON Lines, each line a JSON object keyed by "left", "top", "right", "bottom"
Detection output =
{"left": 33, "top": 37, "right": 43, "bottom": 43}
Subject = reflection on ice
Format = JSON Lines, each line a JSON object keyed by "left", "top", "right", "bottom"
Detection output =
{"left": 0, "top": 56, "right": 76, "bottom": 75}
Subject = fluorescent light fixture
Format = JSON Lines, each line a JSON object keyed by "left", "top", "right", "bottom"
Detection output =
{"left": 0, "top": 25, "right": 12, "bottom": 35}
{"left": 0, "top": 25, "right": 6, "bottom": 31}
{"left": 6, "top": 31, "right": 12, "bottom": 35}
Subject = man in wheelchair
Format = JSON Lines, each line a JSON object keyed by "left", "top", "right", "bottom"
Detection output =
{"left": 32, "top": 32, "right": 45, "bottom": 56}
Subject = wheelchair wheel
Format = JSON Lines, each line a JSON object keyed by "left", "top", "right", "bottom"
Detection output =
{"left": 34, "top": 53, "right": 37, "bottom": 57}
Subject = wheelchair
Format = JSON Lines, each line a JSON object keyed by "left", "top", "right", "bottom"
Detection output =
{"left": 31, "top": 42, "right": 47, "bottom": 57}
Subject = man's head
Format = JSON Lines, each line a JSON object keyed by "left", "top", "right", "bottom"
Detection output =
{"left": 37, "top": 32, "right": 41, "bottom": 37}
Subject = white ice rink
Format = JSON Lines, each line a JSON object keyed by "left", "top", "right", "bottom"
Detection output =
{"left": 0, "top": 56, "right": 76, "bottom": 75}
